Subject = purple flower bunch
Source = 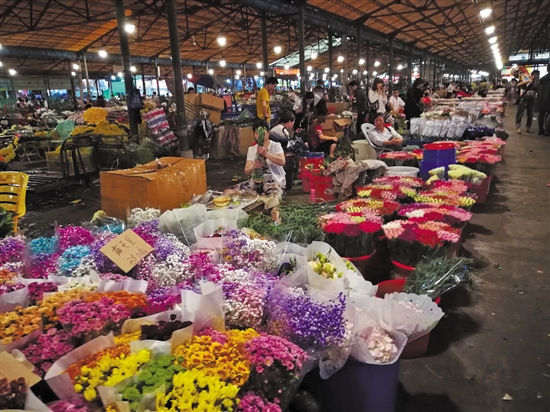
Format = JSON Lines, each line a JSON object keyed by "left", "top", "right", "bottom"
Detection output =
{"left": 132, "top": 219, "right": 160, "bottom": 246}
{"left": 57, "top": 297, "right": 130, "bottom": 338}
{"left": 221, "top": 231, "right": 279, "bottom": 274}
{"left": 268, "top": 287, "right": 347, "bottom": 352}
{"left": 238, "top": 393, "right": 282, "bottom": 412}
{"left": 21, "top": 329, "right": 74, "bottom": 377}
{"left": 28, "top": 281, "right": 58, "bottom": 304}
{"left": 99, "top": 273, "right": 131, "bottom": 282}
{"left": 27, "top": 253, "right": 60, "bottom": 279}
{"left": 89, "top": 232, "right": 120, "bottom": 273}
{"left": 224, "top": 279, "right": 270, "bottom": 329}
{"left": 153, "top": 234, "right": 189, "bottom": 261}
{"left": 0, "top": 282, "right": 24, "bottom": 296}
{"left": 57, "top": 226, "right": 94, "bottom": 251}
{"left": 0, "top": 236, "right": 26, "bottom": 267}
{"left": 145, "top": 287, "right": 182, "bottom": 315}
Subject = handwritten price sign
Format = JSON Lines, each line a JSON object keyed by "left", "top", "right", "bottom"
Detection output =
{"left": 100, "top": 229, "right": 153, "bottom": 273}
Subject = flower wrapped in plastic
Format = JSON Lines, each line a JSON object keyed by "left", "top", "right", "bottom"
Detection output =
{"left": 378, "top": 151, "right": 417, "bottom": 167}
{"left": 383, "top": 220, "right": 461, "bottom": 267}
{"left": 414, "top": 189, "right": 476, "bottom": 208}
{"left": 221, "top": 229, "right": 278, "bottom": 274}
{"left": 336, "top": 198, "right": 401, "bottom": 221}
{"left": 447, "top": 164, "right": 487, "bottom": 185}
{"left": 318, "top": 213, "right": 382, "bottom": 258}
{"left": 398, "top": 203, "right": 472, "bottom": 228}
{"left": 372, "top": 176, "right": 424, "bottom": 189}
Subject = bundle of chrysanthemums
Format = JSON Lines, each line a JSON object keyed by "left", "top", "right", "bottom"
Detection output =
{"left": 0, "top": 205, "right": 456, "bottom": 411}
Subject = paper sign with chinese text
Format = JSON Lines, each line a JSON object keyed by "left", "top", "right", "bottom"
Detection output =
{"left": 100, "top": 229, "right": 153, "bottom": 273}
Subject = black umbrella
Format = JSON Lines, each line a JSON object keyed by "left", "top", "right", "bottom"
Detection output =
{"left": 189, "top": 75, "right": 227, "bottom": 90}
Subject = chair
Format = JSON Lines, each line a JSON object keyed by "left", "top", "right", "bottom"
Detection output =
{"left": 360, "top": 123, "right": 392, "bottom": 155}
{"left": 0, "top": 172, "right": 29, "bottom": 234}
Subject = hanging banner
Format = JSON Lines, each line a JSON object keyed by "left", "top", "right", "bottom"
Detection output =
{"left": 274, "top": 68, "right": 300, "bottom": 76}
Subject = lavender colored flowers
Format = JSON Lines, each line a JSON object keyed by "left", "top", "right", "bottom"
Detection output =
{"left": 268, "top": 287, "right": 347, "bottom": 352}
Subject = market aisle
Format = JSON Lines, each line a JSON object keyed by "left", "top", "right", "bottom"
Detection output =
{"left": 399, "top": 107, "right": 550, "bottom": 412}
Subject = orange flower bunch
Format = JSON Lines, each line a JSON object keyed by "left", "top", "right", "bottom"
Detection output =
{"left": 0, "top": 269, "right": 18, "bottom": 285}
{"left": 1, "top": 288, "right": 90, "bottom": 345}
{"left": 113, "top": 331, "right": 141, "bottom": 347}
{"left": 86, "top": 291, "right": 148, "bottom": 313}
{"left": 66, "top": 346, "right": 130, "bottom": 381}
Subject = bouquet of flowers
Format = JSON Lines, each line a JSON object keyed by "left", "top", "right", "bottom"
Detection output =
{"left": 242, "top": 333, "right": 309, "bottom": 406}
{"left": 336, "top": 198, "right": 401, "bottom": 221}
{"left": 268, "top": 285, "right": 347, "bottom": 352}
{"left": 398, "top": 203, "right": 472, "bottom": 227}
{"left": 319, "top": 213, "right": 382, "bottom": 258}
{"left": 0, "top": 377, "right": 27, "bottom": 410}
{"left": 21, "top": 329, "right": 74, "bottom": 377}
{"left": 378, "top": 151, "right": 418, "bottom": 167}
{"left": 356, "top": 184, "right": 417, "bottom": 203}
{"left": 221, "top": 230, "right": 278, "bottom": 273}
{"left": 426, "top": 179, "right": 470, "bottom": 194}
{"left": 373, "top": 176, "right": 424, "bottom": 189}
{"left": 447, "top": 164, "right": 487, "bottom": 185}
{"left": 456, "top": 150, "right": 501, "bottom": 175}
{"left": 251, "top": 126, "right": 267, "bottom": 183}
{"left": 383, "top": 220, "right": 461, "bottom": 267}
{"left": 414, "top": 190, "right": 476, "bottom": 208}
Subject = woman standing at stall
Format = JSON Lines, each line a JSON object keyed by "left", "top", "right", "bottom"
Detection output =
{"left": 292, "top": 91, "right": 316, "bottom": 130}
{"left": 366, "top": 78, "right": 388, "bottom": 124}
{"left": 404, "top": 78, "right": 425, "bottom": 121}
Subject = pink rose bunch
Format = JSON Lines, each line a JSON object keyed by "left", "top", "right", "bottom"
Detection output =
{"left": 245, "top": 333, "right": 308, "bottom": 374}
{"left": 238, "top": 393, "right": 282, "bottom": 412}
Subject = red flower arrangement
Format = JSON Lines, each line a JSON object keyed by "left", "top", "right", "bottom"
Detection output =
{"left": 319, "top": 213, "right": 382, "bottom": 257}
{"left": 378, "top": 151, "right": 418, "bottom": 166}
{"left": 336, "top": 198, "right": 401, "bottom": 219}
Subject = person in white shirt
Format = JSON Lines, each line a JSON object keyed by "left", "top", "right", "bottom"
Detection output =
{"left": 367, "top": 78, "right": 388, "bottom": 123}
{"left": 225, "top": 119, "right": 286, "bottom": 205}
{"left": 388, "top": 89, "right": 405, "bottom": 112}
{"left": 368, "top": 112, "right": 403, "bottom": 151}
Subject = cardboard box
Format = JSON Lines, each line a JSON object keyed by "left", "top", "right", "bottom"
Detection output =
{"left": 238, "top": 126, "right": 254, "bottom": 156}
{"left": 322, "top": 116, "right": 351, "bottom": 135}
{"left": 202, "top": 107, "right": 221, "bottom": 125}
{"left": 211, "top": 128, "right": 232, "bottom": 159}
{"left": 198, "top": 94, "right": 225, "bottom": 111}
{"left": 100, "top": 157, "right": 207, "bottom": 219}
{"left": 184, "top": 93, "right": 200, "bottom": 105}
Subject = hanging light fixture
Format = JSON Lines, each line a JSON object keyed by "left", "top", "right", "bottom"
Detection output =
{"left": 220, "top": 60, "right": 226, "bottom": 67}
{"left": 187, "top": 73, "right": 192, "bottom": 79}
{"left": 397, "top": 64, "right": 403, "bottom": 70}
{"left": 274, "top": 46, "right": 282, "bottom": 54}
{"left": 98, "top": 50, "right": 108, "bottom": 58}
{"left": 260, "top": 71, "right": 264, "bottom": 76}
{"left": 359, "top": 58, "right": 365, "bottom": 65}
{"left": 352, "top": 69, "right": 358, "bottom": 74}
{"left": 236, "top": 70, "right": 242, "bottom": 75}
{"left": 363, "top": 70, "right": 367, "bottom": 75}
{"left": 130, "top": 66, "right": 136, "bottom": 72}
{"left": 324, "top": 67, "right": 329, "bottom": 73}
{"left": 488, "top": 36, "right": 497, "bottom": 44}
{"left": 480, "top": 8, "right": 492, "bottom": 19}
{"left": 111, "top": 75, "right": 116, "bottom": 80}
{"left": 235, "top": 75, "right": 240, "bottom": 80}
{"left": 372, "top": 71, "right": 377, "bottom": 76}
{"left": 118, "top": 72, "right": 123, "bottom": 78}
{"left": 337, "top": 55, "right": 344, "bottom": 63}
{"left": 307, "top": 65, "right": 312, "bottom": 71}
{"left": 256, "top": 62, "right": 262, "bottom": 69}
{"left": 485, "top": 26, "right": 495, "bottom": 35}
{"left": 72, "top": 63, "right": 80, "bottom": 70}
{"left": 374, "top": 60, "right": 380, "bottom": 67}
{"left": 71, "top": 71, "right": 76, "bottom": 76}
{"left": 124, "top": 23, "right": 135, "bottom": 33}
{"left": 284, "top": 64, "right": 290, "bottom": 70}
{"left": 9, "top": 69, "right": 16, "bottom": 75}
{"left": 217, "top": 37, "right": 226, "bottom": 46}
{"left": 311, "top": 51, "right": 318, "bottom": 59}
{"left": 208, "top": 69, "right": 214, "bottom": 75}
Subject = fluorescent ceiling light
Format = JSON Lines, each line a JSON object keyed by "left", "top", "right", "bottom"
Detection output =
{"left": 480, "top": 8, "right": 492, "bottom": 19}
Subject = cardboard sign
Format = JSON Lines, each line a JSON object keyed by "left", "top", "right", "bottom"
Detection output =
{"left": 100, "top": 229, "right": 153, "bottom": 273}
{"left": 0, "top": 351, "right": 42, "bottom": 387}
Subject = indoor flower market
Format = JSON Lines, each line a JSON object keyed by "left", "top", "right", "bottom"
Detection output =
{"left": 0, "top": 1, "right": 549, "bottom": 411}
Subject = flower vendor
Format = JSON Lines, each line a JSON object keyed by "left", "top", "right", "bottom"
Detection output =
{"left": 308, "top": 114, "right": 339, "bottom": 158}
{"left": 225, "top": 119, "right": 286, "bottom": 205}
{"left": 368, "top": 113, "right": 403, "bottom": 151}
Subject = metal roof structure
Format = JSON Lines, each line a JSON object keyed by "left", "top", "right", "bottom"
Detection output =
{"left": 0, "top": 0, "right": 548, "bottom": 79}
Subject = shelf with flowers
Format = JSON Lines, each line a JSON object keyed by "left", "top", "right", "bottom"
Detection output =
{"left": 382, "top": 220, "right": 461, "bottom": 275}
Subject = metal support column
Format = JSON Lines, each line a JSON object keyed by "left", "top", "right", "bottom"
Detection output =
{"left": 166, "top": 0, "right": 188, "bottom": 150}
{"left": 365, "top": 41, "right": 370, "bottom": 82}
{"left": 96, "top": 79, "right": 101, "bottom": 97}
{"left": 433, "top": 56, "right": 437, "bottom": 87}
{"left": 82, "top": 52, "right": 91, "bottom": 99}
{"left": 356, "top": 24, "right": 362, "bottom": 81}
{"left": 328, "top": 31, "right": 334, "bottom": 84}
{"left": 388, "top": 37, "right": 394, "bottom": 92}
{"left": 231, "top": 68, "right": 235, "bottom": 88}
{"left": 342, "top": 34, "right": 348, "bottom": 84}
{"left": 69, "top": 71, "right": 78, "bottom": 110}
{"left": 407, "top": 46, "right": 413, "bottom": 87}
{"left": 261, "top": 11, "right": 269, "bottom": 81}
{"left": 141, "top": 64, "right": 146, "bottom": 95}
{"left": 243, "top": 65, "right": 247, "bottom": 90}
{"left": 114, "top": 0, "right": 138, "bottom": 136}
{"left": 298, "top": 0, "right": 306, "bottom": 94}
{"left": 155, "top": 58, "right": 161, "bottom": 96}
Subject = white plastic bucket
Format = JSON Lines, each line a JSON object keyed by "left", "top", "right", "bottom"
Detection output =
{"left": 384, "top": 166, "right": 419, "bottom": 177}
{"left": 352, "top": 140, "right": 377, "bottom": 161}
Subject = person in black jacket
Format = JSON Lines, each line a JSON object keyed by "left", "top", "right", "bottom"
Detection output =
{"left": 404, "top": 78, "right": 425, "bottom": 122}
{"left": 349, "top": 80, "right": 367, "bottom": 133}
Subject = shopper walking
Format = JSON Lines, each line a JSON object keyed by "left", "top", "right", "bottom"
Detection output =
{"left": 256, "top": 77, "right": 278, "bottom": 122}
{"left": 536, "top": 65, "right": 550, "bottom": 136}
{"left": 516, "top": 70, "right": 539, "bottom": 133}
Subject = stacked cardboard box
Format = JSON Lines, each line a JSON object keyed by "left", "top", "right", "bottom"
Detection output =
{"left": 184, "top": 93, "right": 225, "bottom": 125}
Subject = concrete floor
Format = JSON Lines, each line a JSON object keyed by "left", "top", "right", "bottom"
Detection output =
{"left": 14, "top": 106, "right": 550, "bottom": 411}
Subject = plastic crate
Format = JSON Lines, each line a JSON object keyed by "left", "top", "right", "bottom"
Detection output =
{"left": 46, "top": 147, "right": 97, "bottom": 176}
